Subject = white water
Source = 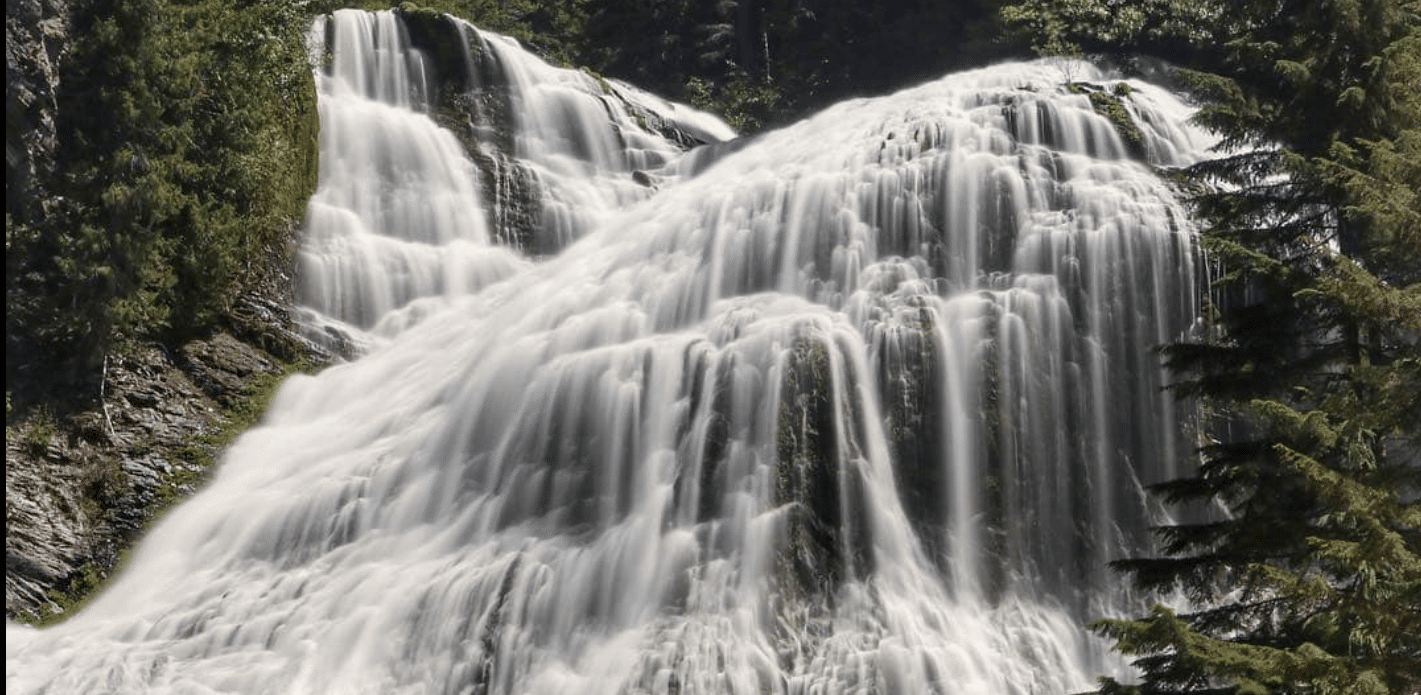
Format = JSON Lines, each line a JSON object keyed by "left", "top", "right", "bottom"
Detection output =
{"left": 7, "top": 10, "right": 1216, "bottom": 695}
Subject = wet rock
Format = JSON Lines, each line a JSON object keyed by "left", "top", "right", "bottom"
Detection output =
{"left": 231, "top": 293, "right": 336, "bottom": 364}
{"left": 774, "top": 334, "right": 869, "bottom": 599}
{"left": 672, "top": 135, "right": 759, "bottom": 178}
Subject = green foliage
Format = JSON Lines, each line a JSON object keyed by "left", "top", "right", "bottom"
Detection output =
{"left": 1098, "top": 388, "right": 1421, "bottom": 692}
{"left": 20, "top": 406, "right": 58, "bottom": 458}
{"left": 1001, "top": 0, "right": 1225, "bottom": 69}
{"left": 578, "top": 0, "right": 1022, "bottom": 131}
{"left": 684, "top": 71, "right": 783, "bottom": 133}
{"left": 6, "top": 0, "right": 320, "bottom": 392}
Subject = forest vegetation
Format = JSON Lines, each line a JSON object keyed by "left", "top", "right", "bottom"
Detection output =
{"left": 7, "top": 0, "right": 319, "bottom": 407}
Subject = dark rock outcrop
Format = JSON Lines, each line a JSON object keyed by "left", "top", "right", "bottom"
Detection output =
{"left": 5, "top": 0, "right": 69, "bottom": 221}
{"left": 4, "top": 330, "right": 307, "bottom": 619}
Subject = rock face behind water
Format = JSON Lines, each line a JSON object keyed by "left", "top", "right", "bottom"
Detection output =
{"left": 5, "top": 0, "right": 69, "bottom": 219}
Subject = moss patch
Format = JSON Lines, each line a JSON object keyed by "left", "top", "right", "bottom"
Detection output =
{"left": 12, "top": 562, "right": 109, "bottom": 628}
{"left": 153, "top": 358, "right": 311, "bottom": 509}
{"left": 1071, "top": 82, "right": 1147, "bottom": 160}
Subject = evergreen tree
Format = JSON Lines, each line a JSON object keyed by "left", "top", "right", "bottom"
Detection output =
{"left": 1003, "top": 0, "right": 1421, "bottom": 693}
{"left": 576, "top": 0, "right": 1022, "bottom": 130}
{"left": 5, "top": 0, "right": 319, "bottom": 395}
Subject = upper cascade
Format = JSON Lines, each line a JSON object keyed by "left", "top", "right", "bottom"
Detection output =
{"left": 7, "top": 10, "right": 1218, "bottom": 695}
{"left": 299, "top": 9, "right": 735, "bottom": 342}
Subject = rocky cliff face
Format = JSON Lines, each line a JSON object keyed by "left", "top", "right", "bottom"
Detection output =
{"left": 7, "top": 334, "right": 270, "bottom": 615}
{"left": 5, "top": 0, "right": 68, "bottom": 220}
{"left": 5, "top": 290, "right": 332, "bottom": 621}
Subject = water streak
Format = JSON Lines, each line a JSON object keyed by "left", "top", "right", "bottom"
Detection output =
{"left": 7, "top": 10, "right": 1217, "bottom": 695}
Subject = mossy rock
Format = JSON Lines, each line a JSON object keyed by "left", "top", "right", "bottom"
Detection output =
{"left": 876, "top": 308, "right": 949, "bottom": 560}
{"left": 1070, "top": 82, "right": 1147, "bottom": 160}
{"left": 772, "top": 332, "right": 875, "bottom": 601}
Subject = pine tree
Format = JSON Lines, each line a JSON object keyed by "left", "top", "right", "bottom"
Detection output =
{"left": 5, "top": 0, "right": 319, "bottom": 393}
{"left": 1004, "top": 0, "right": 1421, "bottom": 693}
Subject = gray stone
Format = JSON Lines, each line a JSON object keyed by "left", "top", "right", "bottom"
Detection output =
{"left": 6, "top": 0, "right": 70, "bottom": 220}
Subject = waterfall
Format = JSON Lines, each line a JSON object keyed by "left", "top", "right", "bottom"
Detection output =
{"left": 6, "top": 9, "right": 1217, "bottom": 695}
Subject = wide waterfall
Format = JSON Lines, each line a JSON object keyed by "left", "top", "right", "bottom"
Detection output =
{"left": 6, "top": 9, "right": 1216, "bottom": 694}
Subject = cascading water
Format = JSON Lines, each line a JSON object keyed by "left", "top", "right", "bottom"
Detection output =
{"left": 6, "top": 9, "right": 1217, "bottom": 695}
